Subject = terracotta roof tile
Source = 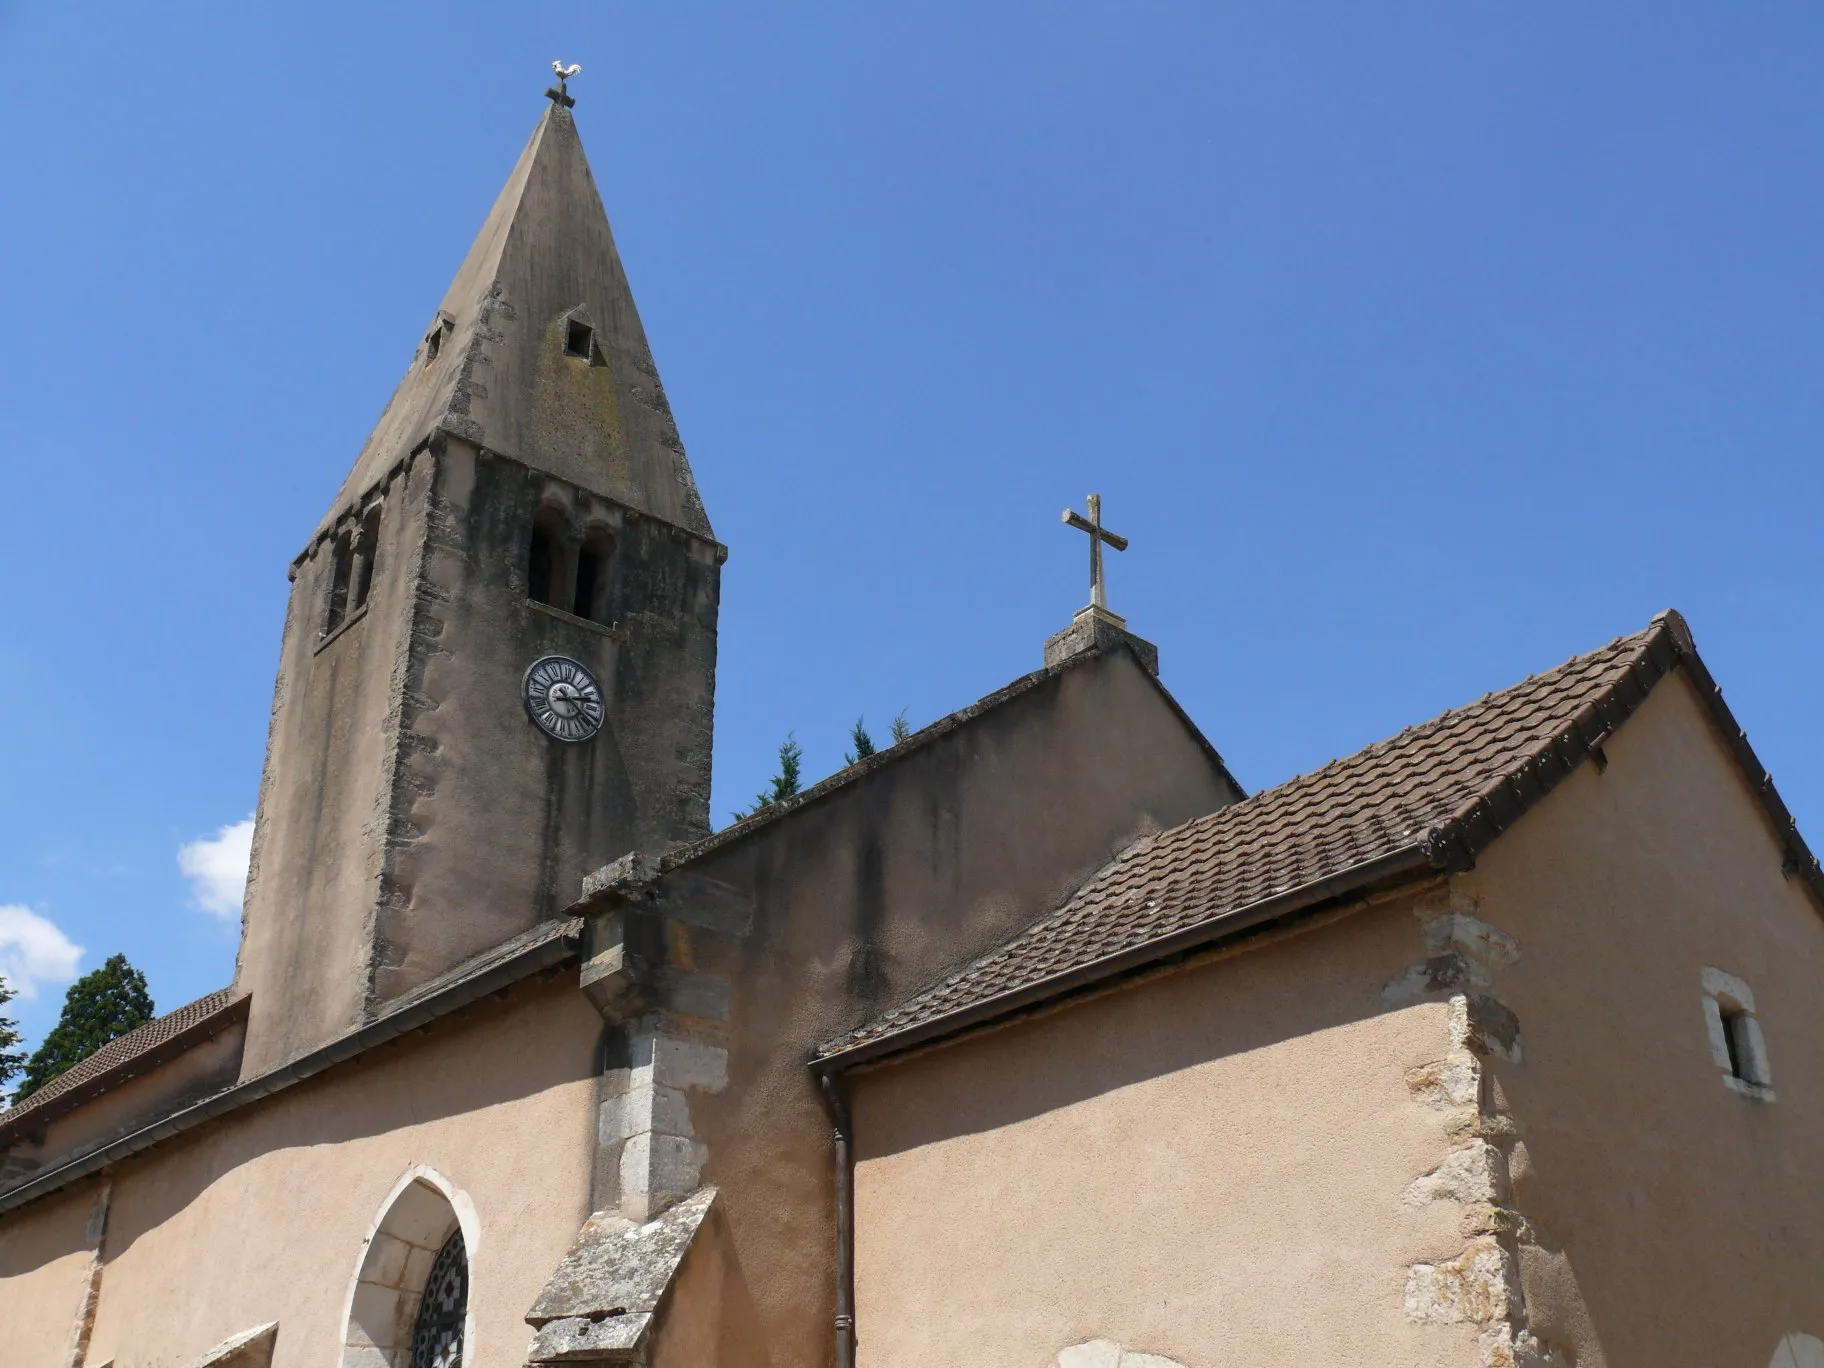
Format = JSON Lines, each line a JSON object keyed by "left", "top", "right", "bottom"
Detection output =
{"left": 0, "top": 988, "right": 244, "bottom": 1133}
{"left": 819, "top": 619, "right": 1699, "bottom": 1063}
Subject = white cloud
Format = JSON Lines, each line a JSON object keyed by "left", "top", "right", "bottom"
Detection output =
{"left": 179, "top": 817, "right": 255, "bottom": 920}
{"left": 0, "top": 906, "right": 85, "bottom": 1000}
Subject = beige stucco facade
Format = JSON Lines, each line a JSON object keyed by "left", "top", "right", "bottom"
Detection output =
{"left": 1454, "top": 672, "right": 1824, "bottom": 1364}
{"left": 848, "top": 672, "right": 1824, "bottom": 1368}
{"left": 4, "top": 87, "right": 1811, "bottom": 1368}
{"left": 0, "top": 645, "right": 1233, "bottom": 1368}
{"left": 0, "top": 980, "right": 602, "bottom": 1367}
{"left": 850, "top": 888, "right": 1474, "bottom": 1367}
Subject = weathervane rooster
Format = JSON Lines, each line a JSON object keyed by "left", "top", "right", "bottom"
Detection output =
{"left": 547, "top": 60, "right": 582, "bottom": 108}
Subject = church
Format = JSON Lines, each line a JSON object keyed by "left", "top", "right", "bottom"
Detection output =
{"left": 4, "top": 77, "right": 1824, "bottom": 1368}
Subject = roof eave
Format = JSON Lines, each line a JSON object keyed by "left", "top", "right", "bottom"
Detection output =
{"left": 811, "top": 843, "right": 1437, "bottom": 1075}
{"left": 0, "top": 919, "right": 584, "bottom": 1218}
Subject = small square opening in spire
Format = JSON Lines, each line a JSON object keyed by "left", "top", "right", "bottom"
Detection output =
{"left": 564, "top": 320, "right": 595, "bottom": 361}
{"left": 422, "top": 315, "right": 452, "bottom": 368}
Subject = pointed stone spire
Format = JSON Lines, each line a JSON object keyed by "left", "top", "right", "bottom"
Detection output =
{"left": 324, "top": 103, "right": 712, "bottom": 540}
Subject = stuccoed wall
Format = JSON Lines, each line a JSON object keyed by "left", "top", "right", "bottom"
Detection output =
{"left": 596, "top": 647, "right": 1239, "bottom": 1366}
{"left": 846, "top": 889, "right": 1473, "bottom": 1368}
{"left": 0, "top": 1181, "right": 97, "bottom": 1360}
{"left": 1458, "top": 672, "right": 1824, "bottom": 1366}
{"left": 844, "top": 667, "right": 1824, "bottom": 1368}
{"left": 0, "top": 977, "right": 601, "bottom": 1368}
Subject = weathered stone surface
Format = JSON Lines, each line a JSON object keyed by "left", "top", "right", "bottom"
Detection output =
{"left": 528, "top": 1312, "right": 652, "bottom": 1363}
{"left": 1771, "top": 1332, "right": 1824, "bottom": 1368}
{"left": 1405, "top": 1237, "right": 1521, "bottom": 1326}
{"left": 583, "top": 853, "right": 664, "bottom": 901}
{"left": 1042, "top": 605, "right": 1160, "bottom": 676}
{"left": 1423, "top": 912, "right": 1521, "bottom": 967}
{"left": 1407, "top": 1050, "right": 1483, "bottom": 1110}
{"left": 1383, "top": 950, "right": 1486, "bottom": 1000}
{"left": 1052, "top": 1342, "right": 1187, "bottom": 1368}
{"left": 182, "top": 1320, "right": 279, "bottom": 1368}
{"left": 1405, "top": 1141, "right": 1508, "bottom": 1208}
{"left": 527, "top": 1186, "right": 716, "bottom": 1328}
{"left": 1452, "top": 993, "right": 1523, "bottom": 1063}
{"left": 1479, "top": 1323, "right": 1569, "bottom": 1368}
{"left": 1056, "top": 1341, "right": 1123, "bottom": 1368}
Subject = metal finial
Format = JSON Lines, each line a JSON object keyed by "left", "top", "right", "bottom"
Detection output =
{"left": 547, "top": 60, "right": 582, "bottom": 108}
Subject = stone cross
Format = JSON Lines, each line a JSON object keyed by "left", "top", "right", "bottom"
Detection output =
{"left": 547, "top": 61, "right": 582, "bottom": 108}
{"left": 1061, "top": 493, "right": 1128, "bottom": 612}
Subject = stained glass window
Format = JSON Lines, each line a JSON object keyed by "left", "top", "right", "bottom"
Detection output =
{"left": 410, "top": 1229, "right": 468, "bottom": 1368}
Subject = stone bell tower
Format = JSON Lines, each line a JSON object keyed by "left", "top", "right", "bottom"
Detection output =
{"left": 235, "top": 87, "right": 722, "bottom": 1076}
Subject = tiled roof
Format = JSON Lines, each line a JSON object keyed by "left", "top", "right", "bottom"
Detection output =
{"left": 819, "top": 612, "right": 1816, "bottom": 1065}
{"left": 0, "top": 988, "right": 247, "bottom": 1137}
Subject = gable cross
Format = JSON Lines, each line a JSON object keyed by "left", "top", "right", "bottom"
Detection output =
{"left": 1061, "top": 493, "right": 1129, "bottom": 613}
{"left": 547, "top": 61, "right": 581, "bottom": 108}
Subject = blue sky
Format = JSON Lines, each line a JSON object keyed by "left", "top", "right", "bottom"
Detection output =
{"left": 1, "top": 4, "right": 1819, "bottom": 1051}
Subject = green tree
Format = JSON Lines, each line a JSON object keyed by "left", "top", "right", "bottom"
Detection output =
{"left": 844, "top": 717, "right": 876, "bottom": 766}
{"left": 13, "top": 954, "right": 154, "bottom": 1101}
{"left": 890, "top": 709, "right": 912, "bottom": 744}
{"left": 731, "top": 734, "right": 804, "bottom": 822}
{"left": 0, "top": 976, "right": 25, "bottom": 1097}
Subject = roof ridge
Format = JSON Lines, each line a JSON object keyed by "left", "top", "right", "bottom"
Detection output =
{"left": 812, "top": 615, "right": 1730, "bottom": 1068}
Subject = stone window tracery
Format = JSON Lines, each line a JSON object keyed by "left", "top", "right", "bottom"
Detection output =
{"left": 409, "top": 1229, "right": 468, "bottom": 1368}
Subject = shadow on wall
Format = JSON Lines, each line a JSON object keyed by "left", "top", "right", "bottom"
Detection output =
{"left": 91, "top": 981, "right": 601, "bottom": 1269}
{"left": 853, "top": 895, "right": 1431, "bottom": 1159}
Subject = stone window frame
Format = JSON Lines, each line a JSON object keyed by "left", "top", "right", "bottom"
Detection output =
{"left": 526, "top": 488, "right": 621, "bottom": 631}
{"left": 1701, "top": 966, "right": 1775, "bottom": 1101}
{"left": 338, "top": 1165, "right": 479, "bottom": 1368}
{"left": 319, "top": 498, "right": 384, "bottom": 649}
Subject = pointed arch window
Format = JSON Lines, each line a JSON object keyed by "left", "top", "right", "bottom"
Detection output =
{"left": 342, "top": 1171, "right": 474, "bottom": 1368}
{"left": 410, "top": 1229, "right": 469, "bottom": 1368}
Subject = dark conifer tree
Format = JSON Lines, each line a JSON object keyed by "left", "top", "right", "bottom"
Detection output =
{"left": 14, "top": 954, "right": 154, "bottom": 1100}
{"left": 0, "top": 977, "right": 24, "bottom": 1097}
{"left": 845, "top": 718, "right": 876, "bottom": 766}
{"left": 731, "top": 734, "right": 805, "bottom": 822}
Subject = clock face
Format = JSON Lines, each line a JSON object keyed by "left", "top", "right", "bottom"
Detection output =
{"left": 522, "top": 656, "right": 605, "bottom": 742}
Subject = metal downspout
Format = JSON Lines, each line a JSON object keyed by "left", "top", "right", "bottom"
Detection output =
{"left": 818, "top": 1071, "right": 857, "bottom": 1368}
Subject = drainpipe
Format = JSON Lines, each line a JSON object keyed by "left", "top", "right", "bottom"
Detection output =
{"left": 817, "top": 1070, "right": 857, "bottom": 1368}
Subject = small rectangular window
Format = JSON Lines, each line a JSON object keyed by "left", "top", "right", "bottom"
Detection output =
{"left": 352, "top": 507, "right": 381, "bottom": 611}
{"left": 1721, "top": 1006, "right": 1752, "bottom": 1081}
{"left": 325, "top": 531, "right": 354, "bottom": 633}
{"left": 564, "top": 320, "right": 595, "bottom": 360}
{"left": 1701, "top": 967, "right": 1773, "bottom": 1098}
